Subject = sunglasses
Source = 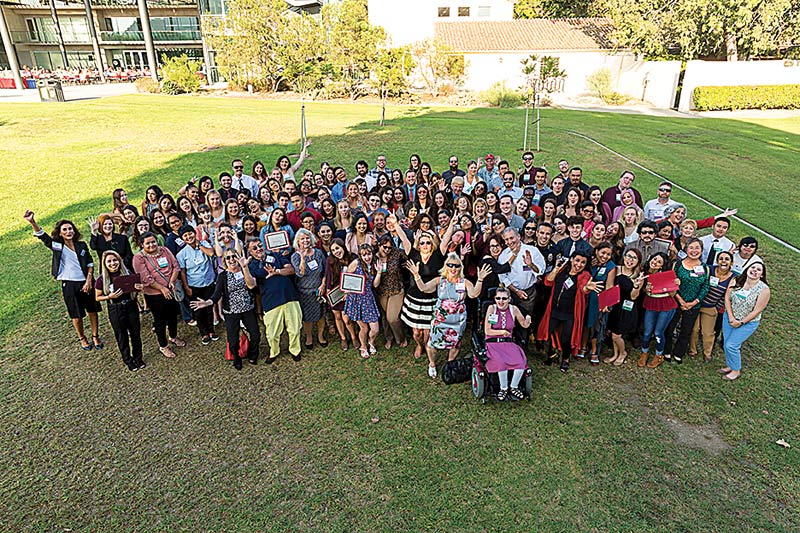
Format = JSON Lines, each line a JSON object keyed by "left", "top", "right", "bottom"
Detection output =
{"left": 495, "top": 296, "right": 509, "bottom": 301}
{"left": 523, "top": 156, "right": 533, "bottom": 161}
{"left": 233, "top": 166, "right": 244, "bottom": 170}
{"left": 741, "top": 243, "right": 757, "bottom": 248}
{"left": 640, "top": 230, "right": 655, "bottom": 235}
{"left": 419, "top": 241, "right": 432, "bottom": 246}
{"left": 659, "top": 188, "right": 672, "bottom": 193}
{"left": 446, "top": 263, "right": 461, "bottom": 268}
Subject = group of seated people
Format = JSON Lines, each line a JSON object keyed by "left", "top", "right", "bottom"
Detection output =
{"left": 25, "top": 146, "right": 771, "bottom": 398}
{"left": 18, "top": 65, "right": 150, "bottom": 84}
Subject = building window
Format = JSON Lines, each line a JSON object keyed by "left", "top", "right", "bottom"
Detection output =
{"left": 478, "top": 6, "right": 491, "bottom": 17}
{"left": 438, "top": 7, "right": 450, "bottom": 17}
{"left": 458, "top": 7, "right": 470, "bottom": 17}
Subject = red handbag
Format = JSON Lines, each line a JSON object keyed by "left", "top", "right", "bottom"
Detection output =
{"left": 224, "top": 333, "right": 250, "bottom": 361}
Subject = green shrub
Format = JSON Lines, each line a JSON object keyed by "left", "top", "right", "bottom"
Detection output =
{"left": 586, "top": 68, "right": 627, "bottom": 105}
{"left": 134, "top": 77, "right": 160, "bottom": 94}
{"left": 693, "top": 85, "right": 800, "bottom": 111}
{"left": 480, "top": 81, "right": 524, "bottom": 108}
{"left": 160, "top": 54, "right": 202, "bottom": 94}
{"left": 160, "top": 80, "right": 182, "bottom": 95}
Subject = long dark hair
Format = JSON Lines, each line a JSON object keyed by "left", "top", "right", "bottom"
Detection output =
{"left": 327, "top": 237, "right": 350, "bottom": 282}
{"left": 50, "top": 219, "right": 81, "bottom": 243}
{"left": 357, "top": 243, "right": 376, "bottom": 277}
{"left": 734, "top": 260, "right": 767, "bottom": 286}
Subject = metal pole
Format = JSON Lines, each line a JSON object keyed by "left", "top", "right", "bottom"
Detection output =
{"left": 0, "top": 5, "right": 24, "bottom": 89}
{"left": 137, "top": 0, "right": 158, "bottom": 81}
{"left": 48, "top": 0, "right": 69, "bottom": 68}
{"left": 300, "top": 99, "right": 307, "bottom": 149}
{"left": 82, "top": 0, "right": 105, "bottom": 81}
{"left": 523, "top": 103, "right": 529, "bottom": 152}
{"left": 536, "top": 94, "right": 541, "bottom": 152}
{"left": 380, "top": 89, "right": 386, "bottom": 127}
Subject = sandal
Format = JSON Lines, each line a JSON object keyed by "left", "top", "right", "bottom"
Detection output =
{"left": 340, "top": 338, "right": 348, "bottom": 350}
{"left": 360, "top": 348, "right": 370, "bottom": 359}
{"left": 368, "top": 343, "right": 377, "bottom": 355}
{"left": 509, "top": 387, "right": 524, "bottom": 401}
{"left": 92, "top": 336, "right": 104, "bottom": 349}
{"left": 159, "top": 346, "right": 176, "bottom": 358}
{"left": 575, "top": 349, "right": 586, "bottom": 360}
{"left": 78, "top": 336, "right": 93, "bottom": 351}
{"left": 497, "top": 388, "right": 508, "bottom": 401}
{"left": 318, "top": 339, "right": 328, "bottom": 348}
{"left": 169, "top": 337, "right": 186, "bottom": 348}
{"left": 589, "top": 353, "right": 600, "bottom": 366}
{"left": 613, "top": 352, "right": 628, "bottom": 366}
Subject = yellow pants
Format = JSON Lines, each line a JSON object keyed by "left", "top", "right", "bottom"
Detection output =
{"left": 263, "top": 301, "right": 303, "bottom": 357}
{"left": 689, "top": 306, "right": 719, "bottom": 357}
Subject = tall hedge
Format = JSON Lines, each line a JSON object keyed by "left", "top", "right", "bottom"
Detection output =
{"left": 693, "top": 85, "right": 800, "bottom": 111}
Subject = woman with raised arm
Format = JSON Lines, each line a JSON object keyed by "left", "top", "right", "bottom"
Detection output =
{"left": 95, "top": 250, "right": 144, "bottom": 371}
{"left": 24, "top": 210, "right": 103, "bottom": 351}
{"left": 400, "top": 229, "right": 444, "bottom": 361}
{"left": 190, "top": 249, "right": 261, "bottom": 370}
{"left": 407, "top": 252, "right": 490, "bottom": 379}
{"left": 276, "top": 138, "right": 312, "bottom": 181}
{"left": 720, "top": 262, "right": 770, "bottom": 381}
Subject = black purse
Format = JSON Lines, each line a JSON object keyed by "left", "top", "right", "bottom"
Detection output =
{"left": 441, "top": 356, "right": 474, "bottom": 385}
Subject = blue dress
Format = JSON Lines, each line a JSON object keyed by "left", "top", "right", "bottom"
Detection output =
{"left": 428, "top": 278, "right": 468, "bottom": 350}
{"left": 343, "top": 263, "right": 380, "bottom": 323}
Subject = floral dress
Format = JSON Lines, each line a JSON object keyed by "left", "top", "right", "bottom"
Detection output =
{"left": 428, "top": 278, "right": 467, "bottom": 350}
{"left": 343, "top": 263, "right": 380, "bottom": 323}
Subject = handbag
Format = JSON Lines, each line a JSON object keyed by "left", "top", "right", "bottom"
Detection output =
{"left": 224, "top": 333, "right": 250, "bottom": 361}
{"left": 441, "top": 355, "right": 474, "bottom": 385}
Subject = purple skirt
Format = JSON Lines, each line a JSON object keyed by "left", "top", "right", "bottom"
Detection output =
{"left": 485, "top": 338, "right": 527, "bottom": 372}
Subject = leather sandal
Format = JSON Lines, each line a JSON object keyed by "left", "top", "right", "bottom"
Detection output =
{"left": 646, "top": 355, "right": 664, "bottom": 368}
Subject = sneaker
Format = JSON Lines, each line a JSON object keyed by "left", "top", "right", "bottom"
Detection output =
{"left": 427, "top": 365, "right": 437, "bottom": 379}
{"left": 201, "top": 336, "right": 211, "bottom": 346}
{"left": 509, "top": 387, "right": 524, "bottom": 401}
{"left": 497, "top": 388, "right": 508, "bottom": 401}
{"left": 248, "top": 357, "right": 257, "bottom": 365}
{"left": 187, "top": 319, "right": 197, "bottom": 327}
{"left": 213, "top": 319, "right": 220, "bottom": 326}
{"left": 137, "top": 361, "right": 147, "bottom": 370}
{"left": 210, "top": 334, "right": 220, "bottom": 342}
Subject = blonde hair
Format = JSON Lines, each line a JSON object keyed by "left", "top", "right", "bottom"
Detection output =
{"left": 622, "top": 205, "right": 643, "bottom": 228}
{"left": 438, "top": 252, "right": 464, "bottom": 280}
{"left": 334, "top": 199, "right": 352, "bottom": 230}
{"left": 100, "top": 250, "right": 130, "bottom": 295}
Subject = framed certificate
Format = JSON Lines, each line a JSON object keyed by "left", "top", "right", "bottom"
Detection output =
{"left": 340, "top": 272, "right": 366, "bottom": 294}
{"left": 113, "top": 273, "right": 141, "bottom": 293}
{"left": 326, "top": 285, "right": 345, "bottom": 307}
{"left": 264, "top": 230, "right": 290, "bottom": 251}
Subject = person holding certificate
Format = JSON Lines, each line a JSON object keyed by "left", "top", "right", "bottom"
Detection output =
{"left": 582, "top": 242, "right": 616, "bottom": 365}
{"left": 343, "top": 244, "right": 382, "bottom": 359}
{"left": 94, "top": 250, "right": 144, "bottom": 371}
{"left": 323, "top": 238, "right": 358, "bottom": 350}
{"left": 605, "top": 248, "right": 644, "bottom": 365}
{"left": 291, "top": 229, "right": 328, "bottom": 350}
{"left": 638, "top": 252, "right": 678, "bottom": 369}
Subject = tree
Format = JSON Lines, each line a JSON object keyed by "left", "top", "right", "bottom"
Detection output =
{"left": 278, "top": 14, "right": 332, "bottom": 96}
{"left": 323, "top": 0, "right": 386, "bottom": 100}
{"left": 373, "top": 46, "right": 415, "bottom": 98}
{"left": 513, "top": 0, "right": 594, "bottom": 18}
{"left": 201, "top": 0, "right": 289, "bottom": 91}
{"left": 410, "top": 39, "right": 465, "bottom": 97}
{"left": 520, "top": 54, "right": 566, "bottom": 101}
{"left": 595, "top": 0, "right": 800, "bottom": 61}
{"left": 160, "top": 54, "right": 202, "bottom": 94}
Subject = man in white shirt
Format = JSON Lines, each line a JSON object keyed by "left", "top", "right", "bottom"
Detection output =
{"left": 231, "top": 159, "right": 259, "bottom": 197}
{"left": 700, "top": 217, "right": 735, "bottom": 265}
{"left": 643, "top": 181, "right": 678, "bottom": 221}
{"left": 498, "top": 227, "right": 546, "bottom": 346}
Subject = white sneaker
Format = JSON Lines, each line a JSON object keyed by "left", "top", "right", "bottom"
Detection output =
{"left": 427, "top": 365, "right": 437, "bottom": 379}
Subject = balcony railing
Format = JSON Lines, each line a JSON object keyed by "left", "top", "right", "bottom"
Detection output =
{"left": 10, "top": 31, "right": 90, "bottom": 44}
{"left": 99, "top": 30, "right": 202, "bottom": 42}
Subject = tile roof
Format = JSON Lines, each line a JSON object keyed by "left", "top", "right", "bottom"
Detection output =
{"left": 434, "top": 18, "right": 618, "bottom": 53}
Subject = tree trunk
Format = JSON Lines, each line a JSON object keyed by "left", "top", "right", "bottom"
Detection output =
{"left": 726, "top": 33, "right": 738, "bottom": 61}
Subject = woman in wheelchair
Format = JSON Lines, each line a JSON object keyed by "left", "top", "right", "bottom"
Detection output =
{"left": 484, "top": 285, "right": 532, "bottom": 401}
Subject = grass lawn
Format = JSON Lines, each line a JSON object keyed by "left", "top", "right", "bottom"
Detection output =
{"left": 1, "top": 95, "right": 798, "bottom": 531}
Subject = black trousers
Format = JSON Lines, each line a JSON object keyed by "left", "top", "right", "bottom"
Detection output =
{"left": 531, "top": 283, "right": 551, "bottom": 338}
{"left": 666, "top": 306, "right": 700, "bottom": 359}
{"left": 189, "top": 283, "right": 216, "bottom": 336}
{"left": 144, "top": 293, "right": 179, "bottom": 347}
{"left": 107, "top": 299, "right": 142, "bottom": 368}
{"left": 512, "top": 285, "right": 537, "bottom": 348}
{"left": 548, "top": 314, "right": 574, "bottom": 362}
{"left": 224, "top": 309, "right": 261, "bottom": 362}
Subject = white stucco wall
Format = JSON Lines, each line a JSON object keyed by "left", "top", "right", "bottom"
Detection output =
{"left": 617, "top": 60, "right": 682, "bottom": 109}
{"left": 679, "top": 59, "right": 800, "bottom": 111}
{"left": 368, "top": 0, "right": 514, "bottom": 46}
{"left": 461, "top": 51, "right": 638, "bottom": 96}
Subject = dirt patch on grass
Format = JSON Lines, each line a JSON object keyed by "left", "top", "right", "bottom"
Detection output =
{"left": 657, "top": 415, "right": 732, "bottom": 456}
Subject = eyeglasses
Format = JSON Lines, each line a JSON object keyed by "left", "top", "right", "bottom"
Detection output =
{"left": 658, "top": 188, "right": 672, "bottom": 193}
{"left": 449, "top": 160, "right": 458, "bottom": 164}
{"left": 251, "top": 243, "right": 264, "bottom": 249}
{"left": 233, "top": 166, "right": 244, "bottom": 170}
{"left": 624, "top": 254, "right": 638, "bottom": 260}
{"left": 489, "top": 243, "right": 502, "bottom": 248}
{"left": 446, "top": 263, "right": 461, "bottom": 268}
{"left": 495, "top": 296, "right": 509, "bottom": 301}
{"left": 492, "top": 220, "right": 502, "bottom": 226}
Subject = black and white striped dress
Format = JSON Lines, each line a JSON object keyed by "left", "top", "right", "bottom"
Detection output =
{"left": 401, "top": 249, "right": 444, "bottom": 330}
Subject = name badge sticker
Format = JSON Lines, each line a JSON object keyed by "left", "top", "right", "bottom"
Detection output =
{"left": 233, "top": 271, "right": 244, "bottom": 280}
{"left": 564, "top": 278, "right": 574, "bottom": 290}
{"left": 598, "top": 267, "right": 606, "bottom": 276}
{"left": 456, "top": 282, "right": 466, "bottom": 293}
{"left": 677, "top": 250, "right": 687, "bottom": 259}
{"left": 176, "top": 238, "right": 185, "bottom": 246}
{"left": 307, "top": 259, "right": 319, "bottom": 270}
{"left": 157, "top": 257, "right": 169, "bottom": 268}
{"left": 736, "top": 289, "right": 750, "bottom": 299}
{"left": 266, "top": 255, "right": 275, "bottom": 264}
{"left": 488, "top": 313, "right": 499, "bottom": 325}
{"left": 52, "top": 242, "right": 63, "bottom": 251}
{"left": 693, "top": 265, "right": 705, "bottom": 274}
{"left": 622, "top": 299, "right": 635, "bottom": 311}
{"left": 710, "top": 276, "right": 719, "bottom": 287}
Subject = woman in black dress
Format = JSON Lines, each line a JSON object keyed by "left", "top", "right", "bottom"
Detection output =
{"left": 401, "top": 229, "right": 445, "bottom": 360}
{"left": 605, "top": 248, "right": 644, "bottom": 365}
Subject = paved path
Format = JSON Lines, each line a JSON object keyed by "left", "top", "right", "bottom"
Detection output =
{"left": 0, "top": 82, "right": 137, "bottom": 103}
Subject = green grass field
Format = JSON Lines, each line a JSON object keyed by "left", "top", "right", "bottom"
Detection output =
{"left": 1, "top": 96, "right": 798, "bottom": 531}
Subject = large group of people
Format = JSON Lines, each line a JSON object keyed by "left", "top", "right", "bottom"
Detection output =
{"left": 25, "top": 146, "right": 770, "bottom": 391}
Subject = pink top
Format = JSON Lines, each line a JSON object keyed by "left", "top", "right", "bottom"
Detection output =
{"left": 132, "top": 247, "right": 180, "bottom": 295}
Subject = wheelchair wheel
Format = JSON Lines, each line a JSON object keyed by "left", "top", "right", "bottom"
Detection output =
{"left": 525, "top": 372, "right": 533, "bottom": 400}
{"left": 471, "top": 367, "right": 485, "bottom": 399}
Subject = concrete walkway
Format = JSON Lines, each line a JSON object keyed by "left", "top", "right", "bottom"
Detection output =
{"left": 0, "top": 82, "right": 137, "bottom": 103}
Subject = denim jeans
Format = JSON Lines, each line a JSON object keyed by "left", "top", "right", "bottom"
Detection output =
{"left": 721, "top": 313, "right": 759, "bottom": 371}
{"left": 642, "top": 308, "right": 676, "bottom": 355}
